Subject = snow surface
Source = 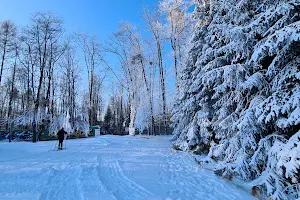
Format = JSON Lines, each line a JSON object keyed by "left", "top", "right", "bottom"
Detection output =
{"left": 0, "top": 136, "right": 255, "bottom": 200}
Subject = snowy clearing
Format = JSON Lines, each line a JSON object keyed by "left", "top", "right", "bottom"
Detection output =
{"left": 0, "top": 136, "right": 255, "bottom": 200}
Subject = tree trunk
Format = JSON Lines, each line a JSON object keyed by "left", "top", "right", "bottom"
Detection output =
{"left": 46, "top": 67, "right": 53, "bottom": 114}
{"left": 46, "top": 45, "right": 53, "bottom": 113}
{"left": 0, "top": 41, "right": 7, "bottom": 85}
{"left": 7, "top": 47, "right": 17, "bottom": 120}
{"left": 89, "top": 62, "right": 94, "bottom": 125}
{"left": 157, "top": 40, "right": 167, "bottom": 135}
{"left": 173, "top": 44, "right": 178, "bottom": 89}
{"left": 33, "top": 31, "right": 48, "bottom": 143}
{"left": 140, "top": 59, "right": 154, "bottom": 135}
{"left": 27, "top": 59, "right": 30, "bottom": 110}
{"left": 71, "top": 71, "right": 75, "bottom": 127}
{"left": 129, "top": 102, "right": 136, "bottom": 136}
{"left": 51, "top": 76, "right": 55, "bottom": 119}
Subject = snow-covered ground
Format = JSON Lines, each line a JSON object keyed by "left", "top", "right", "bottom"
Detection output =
{"left": 0, "top": 136, "right": 255, "bottom": 200}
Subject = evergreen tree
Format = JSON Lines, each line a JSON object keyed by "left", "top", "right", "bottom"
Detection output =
{"left": 173, "top": 0, "right": 300, "bottom": 199}
{"left": 104, "top": 106, "right": 113, "bottom": 134}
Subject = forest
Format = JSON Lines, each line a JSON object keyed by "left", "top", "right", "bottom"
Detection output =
{"left": 0, "top": 0, "right": 299, "bottom": 199}
{"left": 0, "top": 0, "right": 193, "bottom": 138}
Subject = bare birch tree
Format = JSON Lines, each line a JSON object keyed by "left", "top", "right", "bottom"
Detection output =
{"left": 7, "top": 42, "right": 19, "bottom": 122}
{"left": 144, "top": 8, "right": 168, "bottom": 135}
{"left": 74, "top": 33, "right": 102, "bottom": 125}
{"left": 0, "top": 20, "right": 17, "bottom": 85}
{"left": 105, "top": 24, "right": 141, "bottom": 136}
{"left": 159, "top": 0, "right": 192, "bottom": 87}
{"left": 24, "top": 12, "right": 63, "bottom": 142}
{"left": 122, "top": 23, "right": 155, "bottom": 135}
{"left": 58, "top": 43, "right": 81, "bottom": 126}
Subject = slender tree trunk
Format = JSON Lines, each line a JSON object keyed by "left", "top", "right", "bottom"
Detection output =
{"left": 27, "top": 45, "right": 35, "bottom": 101}
{"left": 171, "top": 34, "right": 179, "bottom": 89}
{"left": 51, "top": 76, "right": 55, "bottom": 119}
{"left": 178, "top": 39, "right": 182, "bottom": 67}
{"left": 172, "top": 42, "right": 178, "bottom": 88}
{"left": 89, "top": 60, "right": 94, "bottom": 125}
{"left": 140, "top": 59, "right": 154, "bottom": 135}
{"left": 7, "top": 47, "right": 17, "bottom": 119}
{"left": 120, "top": 92, "right": 123, "bottom": 134}
{"left": 31, "top": 63, "right": 35, "bottom": 100}
{"left": 129, "top": 100, "right": 136, "bottom": 136}
{"left": 21, "top": 92, "right": 25, "bottom": 113}
{"left": 33, "top": 32, "right": 48, "bottom": 143}
{"left": 157, "top": 40, "right": 167, "bottom": 135}
{"left": 0, "top": 41, "right": 7, "bottom": 85}
{"left": 27, "top": 60, "right": 30, "bottom": 110}
{"left": 46, "top": 45, "right": 53, "bottom": 113}
{"left": 35, "top": 66, "right": 44, "bottom": 110}
{"left": 46, "top": 67, "right": 53, "bottom": 114}
{"left": 71, "top": 71, "right": 75, "bottom": 127}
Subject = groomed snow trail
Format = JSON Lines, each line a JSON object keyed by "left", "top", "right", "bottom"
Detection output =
{"left": 0, "top": 136, "right": 255, "bottom": 200}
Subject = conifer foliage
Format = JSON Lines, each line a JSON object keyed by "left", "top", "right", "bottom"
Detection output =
{"left": 172, "top": 0, "right": 300, "bottom": 199}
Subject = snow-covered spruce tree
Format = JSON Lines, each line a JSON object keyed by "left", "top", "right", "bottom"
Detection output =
{"left": 172, "top": 0, "right": 300, "bottom": 199}
{"left": 171, "top": 0, "right": 213, "bottom": 152}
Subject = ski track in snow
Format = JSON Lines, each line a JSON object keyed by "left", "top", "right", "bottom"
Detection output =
{"left": 0, "top": 136, "right": 255, "bottom": 200}
{"left": 97, "top": 155, "right": 153, "bottom": 200}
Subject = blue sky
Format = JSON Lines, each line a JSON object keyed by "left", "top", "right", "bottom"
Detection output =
{"left": 0, "top": 0, "right": 157, "bottom": 38}
{"left": 0, "top": 0, "right": 176, "bottom": 104}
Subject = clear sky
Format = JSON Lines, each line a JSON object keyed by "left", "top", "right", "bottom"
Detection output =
{"left": 0, "top": 0, "right": 157, "bottom": 39}
{"left": 0, "top": 0, "right": 176, "bottom": 104}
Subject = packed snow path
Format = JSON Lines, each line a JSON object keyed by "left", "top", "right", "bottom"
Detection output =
{"left": 0, "top": 136, "right": 255, "bottom": 200}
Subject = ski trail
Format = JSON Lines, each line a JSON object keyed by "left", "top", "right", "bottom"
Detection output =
{"left": 0, "top": 142, "right": 88, "bottom": 173}
{"left": 38, "top": 145, "right": 92, "bottom": 200}
{"left": 0, "top": 136, "right": 255, "bottom": 200}
{"left": 97, "top": 156, "right": 153, "bottom": 200}
{"left": 74, "top": 146, "right": 117, "bottom": 200}
{"left": 79, "top": 164, "right": 117, "bottom": 200}
{"left": 38, "top": 166, "right": 82, "bottom": 200}
{"left": 75, "top": 165, "right": 84, "bottom": 200}
{"left": 94, "top": 156, "right": 118, "bottom": 200}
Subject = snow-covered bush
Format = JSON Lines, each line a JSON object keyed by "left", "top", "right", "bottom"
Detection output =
{"left": 74, "top": 120, "right": 90, "bottom": 137}
{"left": 172, "top": 0, "right": 300, "bottom": 198}
{"left": 49, "top": 112, "right": 73, "bottom": 136}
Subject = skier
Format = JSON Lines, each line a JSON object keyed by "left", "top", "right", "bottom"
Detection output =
{"left": 57, "top": 127, "right": 67, "bottom": 150}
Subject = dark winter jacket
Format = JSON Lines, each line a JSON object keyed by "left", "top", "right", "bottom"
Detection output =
{"left": 57, "top": 129, "right": 66, "bottom": 140}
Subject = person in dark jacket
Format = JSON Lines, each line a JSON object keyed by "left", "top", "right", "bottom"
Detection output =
{"left": 57, "top": 127, "right": 67, "bottom": 150}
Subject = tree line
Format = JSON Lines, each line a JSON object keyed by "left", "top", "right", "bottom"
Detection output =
{"left": 96, "top": 0, "right": 193, "bottom": 135}
{"left": 0, "top": 12, "right": 105, "bottom": 140}
{"left": 0, "top": 0, "right": 194, "bottom": 138}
